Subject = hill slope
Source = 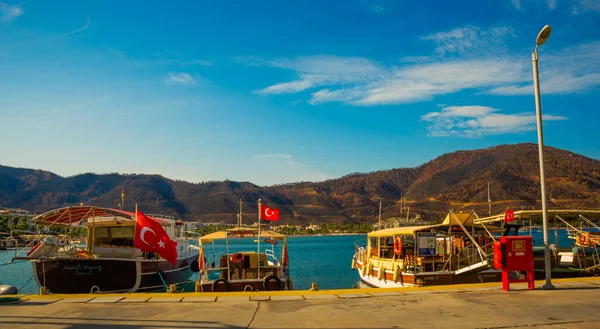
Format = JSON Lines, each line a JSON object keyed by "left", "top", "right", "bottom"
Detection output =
{"left": 1, "top": 143, "right": 599, "bottom": 223}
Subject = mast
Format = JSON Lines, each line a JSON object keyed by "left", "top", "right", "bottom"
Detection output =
{"left": 378, "top": 200, "right": 382, "bottom": 229}
{"left": 488, "top": 181, "right": 492, "bottom": 216}
{"left": 238, "top": 198, "right": 243, "bottom": 229}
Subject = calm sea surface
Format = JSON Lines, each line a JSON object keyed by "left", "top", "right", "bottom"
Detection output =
{"left": 0, "top": 235, "right": 368, "bottom": 294}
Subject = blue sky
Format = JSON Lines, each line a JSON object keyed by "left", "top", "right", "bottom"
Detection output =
{"left": 1, "top": 0, "right": 599, "bottom": 186}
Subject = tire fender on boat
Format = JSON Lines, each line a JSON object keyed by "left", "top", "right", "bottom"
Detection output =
{"left": 377, "top": 264, "right": 385, "bottom": 280}
{"left": 367, "top": 261, "right": 373, "bottom": 277}
{"left": 212, "top": 278, "right": 230, "bottom": 292}
{"left": 393, "top": 265, "right": 401, "bottom": 282}
{"left": 263, "top": 275, "right": 282, "bottom": 291}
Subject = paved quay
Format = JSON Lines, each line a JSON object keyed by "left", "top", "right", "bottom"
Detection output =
{"left": 2, "top": 277, "right": 600, "bottom": 328}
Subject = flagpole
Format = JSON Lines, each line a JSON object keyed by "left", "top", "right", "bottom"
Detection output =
{"left": 257, "top": 199, "right": 261, "bottom": 280}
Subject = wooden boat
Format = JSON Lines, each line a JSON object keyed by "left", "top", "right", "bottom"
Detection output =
{"left": 353, "top": 209, "right": 600, "bottom": 288}
{"left": 195, "top": 228, "right": 292, "bottom": 292}
{"left": 12, "top": 206, "right": 199, "bottom": 294}
{"left": 475, "top": 209, "right": 600, "bottom": 276}
{"left": 352, "top": 212, "right": 503, "bottom": 288}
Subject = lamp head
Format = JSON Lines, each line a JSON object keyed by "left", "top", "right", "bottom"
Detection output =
{"left": 536, "top": 25, "right": 552, "bottom": 46}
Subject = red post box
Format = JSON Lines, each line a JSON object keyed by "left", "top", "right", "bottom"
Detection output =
{"left": 492, "top": 236, "right": 534, "bottom": 291}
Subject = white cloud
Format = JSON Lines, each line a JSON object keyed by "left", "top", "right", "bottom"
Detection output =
{"left": 546, "top": 0, "right": 557, "bottom": 9}
{"left": 165, "top": 72, "right": 197, "bottom": 86}
{"left": 488, "top": 41, "right": 600, "bottom": 95}
{"left": 511, "top": 0, "right": 521, "bottom": 10}
{"left": 0, "top": 2, "right": 23, "bottom": 22}
{"left": 244, "top": 25, "right": 600, "bottom": 106}
{"left": 421, "top": 105, "right": 567, "bottom": 138}
{"left": 420, "top": 25, "right": 515, "bottom": 56}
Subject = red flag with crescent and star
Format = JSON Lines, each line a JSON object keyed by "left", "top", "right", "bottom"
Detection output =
{"left": 134, "top": 209, "right": 178, "bottom": 266}
{"left": 504, "top": 209, "right": 515, "bottom": 223}
{"left": 260, "top": 204, "right": 280, "bottom": 221}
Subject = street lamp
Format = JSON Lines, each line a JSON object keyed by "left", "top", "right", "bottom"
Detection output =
{"left": 532, "top": 24, "right": 555, "bottom": 290}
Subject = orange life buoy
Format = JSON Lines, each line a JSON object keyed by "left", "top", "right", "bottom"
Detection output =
{"left": 75, "top": 250, "right": 90, "bottom": 259}
{"left": 394, "top": 237, "right": 403, "bottom": 256}
{"left": 578, "top": 234, "right": 587, "bottom": 245}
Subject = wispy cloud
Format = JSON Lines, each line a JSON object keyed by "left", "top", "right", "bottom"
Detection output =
{"left": 0, "top": 2, "right": 23, "bottom": 22}
{"left": 51, "top": 17, "right": 91, "bottom": 40}
{"left": 510, "top": 0, "right": 559, "bottom": 10}
{"left": 165, "top": 72, "right": 197, "bottom": 86}
{"left": 420, "top": 25, "right": 515, "bottom": 56}
{"left": 253, "top": 154, "right": 307, "bottom": 167}
{"left": 182, "top": 59, "right": 214, "bottom": 67}
{"left": 574, "top": 0, "right": 600, "bottom": 13}
{"left": 251, "top": 54, "right": 528, "bottom": 106}
{"left": 488, "top": 41, "right": 600, "bottom": 95}
{"left": 245, "top": 27, "right": 600, "bottom": 105}
{"left": 421, "top": 105, "right": 567, "bottom": 138}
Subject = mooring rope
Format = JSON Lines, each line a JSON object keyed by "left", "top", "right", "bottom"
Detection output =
{"left": 17, "top": 275, "right": 34, "bottom": 293}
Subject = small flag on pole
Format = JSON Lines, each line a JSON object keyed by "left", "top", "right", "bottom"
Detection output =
{"left": 504, "top": 209, "right": 515, "bottom": 223}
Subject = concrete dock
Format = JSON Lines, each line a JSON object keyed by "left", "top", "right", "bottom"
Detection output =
{"left": 2, "top": 277, "right": 600, "bottom": 328}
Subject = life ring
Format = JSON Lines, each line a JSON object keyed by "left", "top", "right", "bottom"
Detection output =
{"left": 212, "top": 278, "right": 230, "bottom": 292}
{"left": 263, "top": 275, "right": 282, "bottom": 291}
{"left": 578, "top": 234, "right": 588, "bottom": 245}
{"left": 394, "top": 237, "right": 403, "bottom": 256}
{"left": 75, "top": 250, "right": 91, "bottom": 259}
{"left": 478, "top": 235, "right": 490, "bottom": 247}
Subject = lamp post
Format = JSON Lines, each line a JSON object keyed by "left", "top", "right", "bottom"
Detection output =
{"left": 532, "top": 24, "right": 555, "bottom": 290}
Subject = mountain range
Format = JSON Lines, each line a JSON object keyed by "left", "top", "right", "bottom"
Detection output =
{"left": 1, "top": 143, "right": 599, "bottom": 224}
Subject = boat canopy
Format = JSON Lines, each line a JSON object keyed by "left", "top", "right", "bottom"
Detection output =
{"left": 441, "top": 212, "right": 478, "bottom": 226}
{"left": 33, "top": 206, "right": 170, "bottom": 226}
{"left": 368, "top": 212, "right": 504, "bottom": 237}
{"left": 473, "top": 209, "right": 600, "bottom": 225}
{"left": 200, "top": 228, "right": 286, "bottom": 243}
{"left": 367, "top": 224, "right": 443, "bottom": 237}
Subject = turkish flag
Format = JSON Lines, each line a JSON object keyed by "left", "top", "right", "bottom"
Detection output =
{"left": 504, "top": 209, "right": 515, "bottom": 223}
{"left": 134, "top": 210, "right": 178, "bottom": 266}
{"left": 260, "top": 204, "right": 280, "bottom": 221}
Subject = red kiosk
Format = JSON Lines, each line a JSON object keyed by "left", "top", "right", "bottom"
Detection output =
{"left": 493, "top": 236, "right": 535, "bottom": 291}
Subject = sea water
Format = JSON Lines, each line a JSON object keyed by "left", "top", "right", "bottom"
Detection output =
{"left": 0, "top": 230, "right": 580, "bottom": 294}
{"left": 0, "top": 235, "right": 367, "bottom": 294}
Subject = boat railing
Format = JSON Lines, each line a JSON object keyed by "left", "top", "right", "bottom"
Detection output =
{"left": 440, "top": 241, "right": 494, "bottom": 272}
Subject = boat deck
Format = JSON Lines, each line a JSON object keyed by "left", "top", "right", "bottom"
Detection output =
{"left": 2, "top": 277, "right": 600, "bottom": 328}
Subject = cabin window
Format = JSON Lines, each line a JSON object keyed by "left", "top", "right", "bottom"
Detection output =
{"left": 93, "top": 227, "right": 110, "bottom": 245}
{"left": 383, "top": 236, "right": 397, "bottom": 258}
{"left": 369, "top": 237, "right": 378, "bottom": 256}
{"left": 110, "top": 227, "right": 134, "bottom": 238}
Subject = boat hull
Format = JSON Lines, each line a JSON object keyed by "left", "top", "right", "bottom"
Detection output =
{"left": 196, "top": 278, "right": 291, "bottom": 292}
{"left": 355, "top": 260, "right": 502, "bottom": 288}
{"left": 32, "top": 254, "right": 198, "bottom": 294}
